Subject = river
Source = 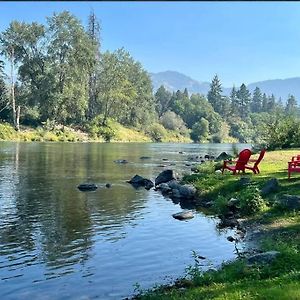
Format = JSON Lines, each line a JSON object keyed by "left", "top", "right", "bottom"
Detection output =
{"left": 0, "top": 142, "right": 250, "bottom": 299}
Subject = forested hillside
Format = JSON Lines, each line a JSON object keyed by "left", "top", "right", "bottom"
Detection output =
{"left": 0, "top": 11, "right": 299, "bottom": 148}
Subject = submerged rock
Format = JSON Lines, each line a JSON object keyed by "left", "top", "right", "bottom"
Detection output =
{"left": 114, "top": 159, "right": 128, "bottom": 164}
{"left": 105, "top": 183, "right": 111, "bottom": 188}
{"left": 172, "top": 211, "right": 194, "bottom": 220}
{"left": 140, "top": 156, "right": 151, "bottom": 160}
{"left": 78, "top": 183, "right": 98, "bottom": 191}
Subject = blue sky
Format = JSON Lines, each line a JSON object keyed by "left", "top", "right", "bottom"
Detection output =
{"left": 1, "top": 1, "right": 300, "bottom": 87}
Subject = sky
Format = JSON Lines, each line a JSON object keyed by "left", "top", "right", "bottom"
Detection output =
{"left": 1, "top": 1, "right": 300, "bottom": 87}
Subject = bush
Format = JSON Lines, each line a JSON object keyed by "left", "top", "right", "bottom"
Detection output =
{"left": 159, "top": 111, "right": 188, "bottom": 134}
{"left": 146, "top": 123, "right": 167, "bottom": 142}
{"left": 238, "top": 185, "right": 267, "bottom": 215}
{"left": 191, "top": 118, "right": 209, "bottom": 142}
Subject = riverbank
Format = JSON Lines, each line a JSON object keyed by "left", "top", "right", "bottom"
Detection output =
{"left": 133, "top": 149, "right": 300, "bottom": 299}
{"left": 0, "top": 122, "right": 191, "bottom": 143}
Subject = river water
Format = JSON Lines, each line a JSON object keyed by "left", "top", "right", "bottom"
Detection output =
{"left": 0, "top": 142, "right": 249, "bottom": 299}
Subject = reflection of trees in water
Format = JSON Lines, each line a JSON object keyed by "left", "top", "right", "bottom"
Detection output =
{"left": 0, "top": 142, "right": 149, "bottom": 274}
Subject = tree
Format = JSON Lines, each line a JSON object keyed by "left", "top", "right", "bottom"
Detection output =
{"left": 191, "top": 117, "right": 209, "bottom": 142}
{"left": 207, "top": 74, "right": 223, "bottom": 115}
{"left": 97, "top": 49, "right": 136, "bottom": 126}
{"left": 87, "top": 10, "right": 101, "bottom": 120}
{"left": 230, "top": 86, "right": 239, "bottom": 116}
{"left": 262, "top": 93, "right": 268, "bottom": 112}
{"left": 251, "top": 87, "right": 262, "bottom": 113}
{"left": 0, "top": 59, "right": 9, "bottom": 117}
{"left": 236, "top": 84, "right": 251, "bottom": 118}
{"left": 155, "top": 85, "right": 172, "bottom": 117}
{"left": 285, "top": 94, "right": 297, "bottom": 115}
{"left": 47, "top": 11, "right": 96, "bottom": 124}
{"left": 267, "top": 94, "right": 276, "bottom": 112}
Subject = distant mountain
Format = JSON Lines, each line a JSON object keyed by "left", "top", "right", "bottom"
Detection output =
{"left": 247, "top": 78, "right": 300, "bottom": 101}
{"left": 150, "top": 70, "right": 300, "bottom": 102}
{"left": 150, "top": 71, "right": 211, "bottom": 95}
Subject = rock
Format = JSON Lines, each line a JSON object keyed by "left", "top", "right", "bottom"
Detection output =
{"left": 239, "top": 177, "right": 251, "bottom": 186}
{"left": 227, "top": 198, "right": 239, "bottom": 207}
{"left": 171, "top": 189, "right": 182, "bottom": 199}
{"left": 177, "top": 184, "right": 196, "bottom": 199}
{"left": 156, "top": 183, "right": 172, "bottom": 194}
{"left": 185, "top": 163, "right": 192, "bottom": 166}
{"left": 276, "top": 194, "right": 300, "bottom": 210}
{"left": 105, "top": 183, "right": 111, "bottom": 188}
{"left": 204, "top": 154, "right": 210, "bottom": 159}
{"left": 168, "top": 180, "right": 181, "bottom": 190}
{"left": 218, "top": 217, "right": 239, "bottom": 228}
{"left": 261, "top": 178, "right": 279, "bottom": 196}
{"left": 162, "top": 158, "right": 169, "bottom": 161}
{"left": 127, "top": 174, "right": 146, "bottom": 185}
{"left": 215, "top": 170, "right": 222, "bottom": 174}
{"left": 179, "top": 151, "right": 185, "bottom": 154}
{"left": 144, "top": 179, "right": 154, "bottom": 190}
{"left": 140, "top": 156, "right": 151, "bottom": 160}
{"left": 227, "top": 236, "right": 236, "bottom": 242}
{"left": 155, "top": 169, "right": 177, "bottom": 186}
{"left": 247, "top": 251, "right": 280, "bottom": 265}
{"left": 158, "top": 164, "right": 167, "bottom": 167}
{"left": 114, "top": 159, "right": 128, "bottom": 164}
{"left": 78, "top": 183, "right": 98, "bottom": 191}
{"left": 215, "top": 152, "right": 232, "bottom": 161}
{"left": 191, "top": 166, "right": 199, "bottom": 173}
{"left": 127, "top": 175, "right": 154, "bottom": 190}
{"left": 172, "top": 211, "right": 194, "bottom": 220}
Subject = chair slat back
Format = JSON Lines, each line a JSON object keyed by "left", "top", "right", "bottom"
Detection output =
{"left": 254, "top": 149, "right": 266, "bottom": 167}
{"left": 236, "top": 149, "right": 252, "bottom": 170}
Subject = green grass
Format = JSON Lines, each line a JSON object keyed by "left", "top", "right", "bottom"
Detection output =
{"left": 134, "top": 149, "right": 300, "bottom": 300}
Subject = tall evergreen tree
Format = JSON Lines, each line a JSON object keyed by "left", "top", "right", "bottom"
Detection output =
{"left": 87, "top": 10, "right": 101, "bottom": 120}
{"left": 207, "top": 74, "right": 223, "bottom": 115}
{"left": 251, "top": 87, "right": 262, "bottom": 113}
{"left": 236, "top": 84, "right": 251, "bottom": 118}
{"left": 267, "top": 94, "right": 276, "bottom": 112}
{"left": 262, "top": 93, "right": 268, "bottom": 112}
{"left": 155, "top": 85, "right": 172, "bottom": 117}
{"left": 285, "top": 94, "right": 297, "bottom": 115}
{"left": 230, "top": 86, "right": 239, "bottom": 116}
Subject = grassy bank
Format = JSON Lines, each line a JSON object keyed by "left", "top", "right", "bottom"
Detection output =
{"left": 0, "top": 122, "right": 191, "bottom": 143}
{"left": 134, "top": 149, "right": 300, "bottom": 300}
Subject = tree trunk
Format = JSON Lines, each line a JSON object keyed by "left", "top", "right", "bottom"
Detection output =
{"left": 10, "top": 47, "right": 19, "bottom": 131}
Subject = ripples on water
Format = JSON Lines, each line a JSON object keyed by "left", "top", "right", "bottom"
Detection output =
{"left": 0, "top": 142, "right": 249, "bottom": 299}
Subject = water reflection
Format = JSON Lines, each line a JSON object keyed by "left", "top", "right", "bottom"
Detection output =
{"left": 0, "top": 142, "right": 248, "bottom": 299}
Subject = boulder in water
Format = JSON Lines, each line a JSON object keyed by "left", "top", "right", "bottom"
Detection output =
{"left": 172, "top": 211, "right": 194, "bottom": 220}
{"left": 78, "top": 183, "right": 98, "bottom": 191}
{"left": 155, "top": 169, "right": 177, "bottom": 186}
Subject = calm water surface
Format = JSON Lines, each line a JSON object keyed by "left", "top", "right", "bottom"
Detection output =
{"left": 0, "top": 142, "right": 250, "bottom": 299}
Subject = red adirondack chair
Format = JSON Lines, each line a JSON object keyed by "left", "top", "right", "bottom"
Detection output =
{"left": 245, "top": 149, "right": 266, "bottom": 174}
{"left": 222, "top": 149, "right": 252, "bottom": 175}
{"left": 288, "top": 154, "right": 300, "bottom": 179}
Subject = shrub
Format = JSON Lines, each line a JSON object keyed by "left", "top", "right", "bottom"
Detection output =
{"left": 238, "top": 185, "right": 267, "bottom": 215}
{"left": 159, "top": 110, "right": 188, "bottom": 134}
{"left": 146, "top": 123, "right": 167, "bottom": 142}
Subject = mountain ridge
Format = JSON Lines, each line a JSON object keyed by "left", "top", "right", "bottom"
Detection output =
{"left": 150, "top": 70, "right": 300, "bottom": 102}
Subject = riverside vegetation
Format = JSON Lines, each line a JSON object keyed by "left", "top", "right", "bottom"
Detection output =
{"left": 132, "top": 149, "right": 300, "bottom": 300}
{"left": 1, "top": 11, "right": 300, "bottom": 146}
